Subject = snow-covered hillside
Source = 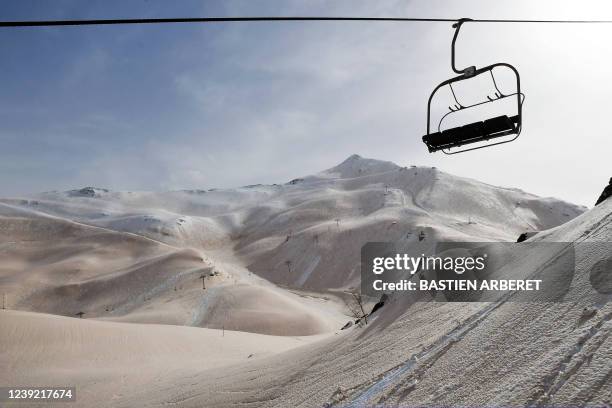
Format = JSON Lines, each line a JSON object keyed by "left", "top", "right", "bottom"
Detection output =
{"left": 1, "top": 155, "right": 585, "bottom": 296}
{"left": 1, "top": 155, "right": 609, "bottom": 408}
{"left": 0, "top": 154, "right": 586, "bottom": 330}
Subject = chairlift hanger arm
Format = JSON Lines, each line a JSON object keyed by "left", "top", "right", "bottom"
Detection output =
{"left": 451, "top": 18, "right": 475, "bottom": 75}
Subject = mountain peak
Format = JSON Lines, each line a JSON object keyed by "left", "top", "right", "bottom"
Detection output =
{"left": 321, "top": 154, "right": 400, "bottom": 179}
{"left": 66, "top": 187, "right": 110, "bottom": 198}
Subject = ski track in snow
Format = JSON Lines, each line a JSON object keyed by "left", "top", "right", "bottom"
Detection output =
{"left": 296, "top": 255, "right": 321, "bottom": 287}
{"left": 343, "top": 300, "right": 505, "bottom": 407}
{"left": 189, "top": 286, "right": 221, "bottom": 327}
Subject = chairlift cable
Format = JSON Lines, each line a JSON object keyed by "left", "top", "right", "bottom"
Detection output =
{"left": 3, "top": 17, "right": 612, "bottom": 28}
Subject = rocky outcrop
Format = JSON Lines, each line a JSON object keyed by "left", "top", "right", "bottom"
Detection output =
{"left": 595, "top": 177, "right": 612, "bottom": 206}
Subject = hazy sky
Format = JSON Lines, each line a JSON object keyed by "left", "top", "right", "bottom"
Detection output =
{"left": 1, "top": 0, "right": 611, "bottom": 206}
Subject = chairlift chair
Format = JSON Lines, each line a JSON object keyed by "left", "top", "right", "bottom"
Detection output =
{"left": 422, "top": 18, "right": 524, "bottom": 154}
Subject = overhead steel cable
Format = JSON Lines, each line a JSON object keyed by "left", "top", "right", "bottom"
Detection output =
{"left": 2, "top": 16, "right": 612, "bottom": 28}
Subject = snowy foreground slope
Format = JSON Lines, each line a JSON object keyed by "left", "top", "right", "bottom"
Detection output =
{"left": 1, "top": 155, "right": 608, "bottom": 408}
{"left": 93, "top": 198, "right": 610, "bottom": 408}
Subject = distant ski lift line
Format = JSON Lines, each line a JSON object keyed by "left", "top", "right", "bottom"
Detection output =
{"left": 3, "top": 16, "right": 612, "bottom": 27}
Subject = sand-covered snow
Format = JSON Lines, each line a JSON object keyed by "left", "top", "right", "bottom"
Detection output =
{"left": 0, "top": 310, "right": 324, "bottom": 406}
{"left": 1, "top": 155, "right": 608, "bottom": 408}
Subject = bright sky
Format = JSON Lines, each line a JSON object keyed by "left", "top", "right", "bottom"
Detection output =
{"left": 1, "top": 0, "right": 611, "bottom": 206}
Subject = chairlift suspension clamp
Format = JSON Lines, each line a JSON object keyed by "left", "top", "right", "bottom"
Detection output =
{"left": 463, "top": 66, "right": 476, "bottom": 78}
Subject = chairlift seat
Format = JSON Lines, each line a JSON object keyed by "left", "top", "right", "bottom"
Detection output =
{"left": 422, "top": 115, "right": 520, "bottom": 152}
{"left": 460, "top": 121, "right": 485, "bottom": 140}
{"left": 483, "top": 115, "right": 518, "bottom": 135}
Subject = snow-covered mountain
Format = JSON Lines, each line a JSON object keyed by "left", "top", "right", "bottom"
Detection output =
{"left": 2, "top": 155, "right": 583, "bottom": 294}
{"left": 2, "top": 155, "right": 610, "bottom": 408}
